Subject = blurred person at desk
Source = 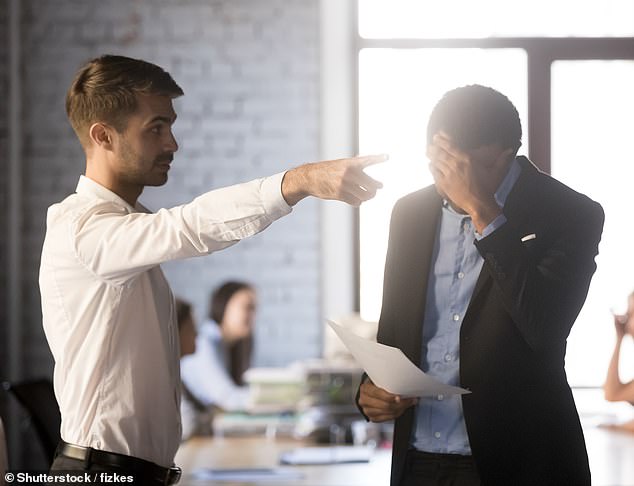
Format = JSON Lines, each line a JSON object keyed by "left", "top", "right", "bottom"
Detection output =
{"left": 40, "top": 53, "right": 386, "bottom": 482}
{"left": 175, "top": 296, "right": 213, "bottom": 441}
{"left": 181, "top": 281, "right": 256, "bottom": 414}
{"left": 603, "top": 290, "right": 634, "bottom": 432}
{"left": 357, "top": 85, "right": 604, "bottom": 486}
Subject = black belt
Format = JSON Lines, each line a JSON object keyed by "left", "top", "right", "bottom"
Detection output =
{"left": 56, "top": 441, "right": 181, "bottom": 485}
{"left": 407, "top": 449, "right": 478, "bottom": 472}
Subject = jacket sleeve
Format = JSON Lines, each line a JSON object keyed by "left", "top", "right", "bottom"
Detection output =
{"left": 474, "top": 198, "right": 604, "bottom": 351}
{"left": 355, "top": 197, "right": 409, "bottom": 419}
{"left": 355, "top": 372, "right": 371, "bottom": 421}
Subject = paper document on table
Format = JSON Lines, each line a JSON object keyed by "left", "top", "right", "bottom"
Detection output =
{"left": 327, "top": 320, "right": 470, "bottom": 397}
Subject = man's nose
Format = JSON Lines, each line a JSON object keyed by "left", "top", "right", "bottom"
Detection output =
{"left": 166, "top": 131, "right": 179, "bottom": 152}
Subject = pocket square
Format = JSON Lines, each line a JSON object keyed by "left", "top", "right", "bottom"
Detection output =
{"left": 521, "top": 233, "right": 537, "bottom": 242}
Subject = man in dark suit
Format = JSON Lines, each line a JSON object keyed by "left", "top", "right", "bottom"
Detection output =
{"left": 357, "top": 85, "right": 604, "bottom": 486}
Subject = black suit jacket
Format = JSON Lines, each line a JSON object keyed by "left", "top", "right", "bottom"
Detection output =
{"left": 365, "top": 157, "right": 604, "bottom": 486}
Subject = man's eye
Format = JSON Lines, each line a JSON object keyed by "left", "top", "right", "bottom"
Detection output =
{"left": 150, "top": 126, "right": 161, "bottom": 134}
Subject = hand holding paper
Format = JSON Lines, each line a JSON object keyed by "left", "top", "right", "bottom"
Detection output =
{"left": 327, "top": 320, "right": 470, "bottom": 398}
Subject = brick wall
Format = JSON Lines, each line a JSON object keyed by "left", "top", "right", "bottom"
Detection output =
{"left": 3, "top": 0, "right": 323, "bottom": 467}
{"left": 14, "top": 0, "right": 322, "bottom": 381}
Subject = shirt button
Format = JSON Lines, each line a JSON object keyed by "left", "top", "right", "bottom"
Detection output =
{"left": 453, "top": 314, "right": 460, "bottom": 321}
{"left": 434, "top": 432, "right": 441, "bottom": 439}
{"left": 437, "top": 394, "right": 444, "bottom": 401}
{"left": 458, "top": 272, "right": 465, "bottom": 279}
{"left": 444, "top": 354, "right": 452, "bottom": 362}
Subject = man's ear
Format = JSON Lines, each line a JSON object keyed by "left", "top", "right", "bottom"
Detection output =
{"left": 88, "top": 122, "right": 115, "bottom": 150}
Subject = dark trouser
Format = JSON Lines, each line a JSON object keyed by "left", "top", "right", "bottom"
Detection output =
{"left": 49, "top": 455, "right": 125, "bottom": 484}
{"left": 400, "top": 449, "right": 481, "bottom": 486}
{"left": 49, "top": 442, "right": 180, "bottom": 485}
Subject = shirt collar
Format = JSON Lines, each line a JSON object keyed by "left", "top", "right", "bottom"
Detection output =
{"left": 75, "top": 175, "right": 148, "bottom": 213}
{"left": 442, "top": 156, "right": 521, "bottom": 213}
{"left": 494, "top": 156, "right": 521, "bottom": 208}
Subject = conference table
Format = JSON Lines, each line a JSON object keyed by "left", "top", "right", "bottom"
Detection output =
{"left": 174, "top": 436, "right": 391, "bottom": 486}
{"left": 174, "top": 424, "right": 634, "bottom": 486}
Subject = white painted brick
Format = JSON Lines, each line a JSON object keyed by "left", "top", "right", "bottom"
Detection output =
{"left": 6, "top": 0, "right": 322, "bottom": 387}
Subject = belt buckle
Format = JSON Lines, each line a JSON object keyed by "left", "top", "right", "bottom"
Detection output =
{"left": 166, "top": 466, "right": 182, "bottom": 485}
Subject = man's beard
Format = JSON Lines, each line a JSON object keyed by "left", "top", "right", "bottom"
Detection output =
{"left": 117, "top": 137, "right": 172, "bottom": 187}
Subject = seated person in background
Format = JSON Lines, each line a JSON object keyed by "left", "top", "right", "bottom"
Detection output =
{"left": 181, "top": 281, "right": 256, "bottom": 413}
{"left": 176, "top": 297, "right": 214, "bottom": 440}
{"left": 177, "top": 297, "right": 197, "bottom": 358}
{"left": 604, "top": 290, "right": 634, "bottom": 432}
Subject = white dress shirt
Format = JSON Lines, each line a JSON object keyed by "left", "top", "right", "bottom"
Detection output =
{"left": 181, "top": 320, "right": 250, "bottom": 412}
{"left": 39, "top": 173, "right": 291, "bottom": 467}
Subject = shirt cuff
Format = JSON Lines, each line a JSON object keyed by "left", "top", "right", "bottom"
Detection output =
{"left": 476, "top": 213, "right": 507, "bottom": 240}
{"left": 261, "top": 171, "right": 293, "bottom": 218}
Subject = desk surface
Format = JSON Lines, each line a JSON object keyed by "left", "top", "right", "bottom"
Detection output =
{"left": 175, "top": 424, "right": 634, "bottom": 486}
{"left": 175, "top": 436, "right": 391, "bottom": 486}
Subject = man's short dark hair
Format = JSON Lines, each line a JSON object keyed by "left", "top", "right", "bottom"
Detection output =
{"left": 427, "top": 84, "right": 522, "bottom": 152}
{"left": 66, "top": 54, "right": 184, "bottom": 147}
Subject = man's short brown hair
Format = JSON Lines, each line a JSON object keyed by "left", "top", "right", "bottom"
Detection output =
{"left": 66, "top": 54, "right": 184, "bottom": 147}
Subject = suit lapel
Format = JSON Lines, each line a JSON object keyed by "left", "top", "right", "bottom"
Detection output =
{"left": 399, "top": 189, "right": 442, "bottom": 364}
{"left": 467, "top": 156, "right": 541, "bottom": 308}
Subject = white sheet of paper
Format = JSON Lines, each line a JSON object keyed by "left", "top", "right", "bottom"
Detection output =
{"left": 327, "top": 320, "right": 470, "bottom": 397}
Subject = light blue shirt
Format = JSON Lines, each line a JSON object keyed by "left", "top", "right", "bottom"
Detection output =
{"left": 411, "top": 158, "right": 521, "bottom": 454}
{"left": 180, "top": 319, "right": 250, "bottom": 411}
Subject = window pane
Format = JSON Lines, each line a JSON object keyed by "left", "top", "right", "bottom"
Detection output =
{"left": 359, "top": 0, "right": 634, "bottom": 39}
{"left": 552, "top": 60, "right": 634, "bottom": 387}
{"left": 359, "top": 48, "right": 527, "bottom": 321}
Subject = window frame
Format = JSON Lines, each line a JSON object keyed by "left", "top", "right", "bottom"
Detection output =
{"left": 353, "top": 4, "right": 634, "bottom": 311}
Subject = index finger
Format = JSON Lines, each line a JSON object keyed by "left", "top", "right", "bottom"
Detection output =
{"left": 353, "top": 153, "right": 389, "bottom": 168}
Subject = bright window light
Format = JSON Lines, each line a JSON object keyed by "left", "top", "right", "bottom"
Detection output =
{"left": 359, "top": 48, "right": 527, "bottom": 322}
{"left": 359, "top": 0, "right": 634, "bottom": 39}
{"left": 551, "top": 60, "right": 634, "bottom": 386}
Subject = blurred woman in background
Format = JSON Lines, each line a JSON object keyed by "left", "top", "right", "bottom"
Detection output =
{"left": 180, "top": 281, "right": 257, "bottom": 415}
{"left": 604, "top": 290, "right": 634, "bottom": 432}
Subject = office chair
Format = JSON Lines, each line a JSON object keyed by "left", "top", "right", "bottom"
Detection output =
{"left": 1, "top": 416, "right": 7, "bottom": 476}
{"left": 2, "top": 378, "right": 61, "bottom": 465}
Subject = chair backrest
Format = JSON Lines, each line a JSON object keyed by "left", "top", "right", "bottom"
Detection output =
{"left": 3, "top": 379, "right": 61, "bottom": 465}
{"left": 0, "top": 416, "right": 7, "bottom": 478}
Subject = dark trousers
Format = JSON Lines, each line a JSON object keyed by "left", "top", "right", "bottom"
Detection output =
{"left": 49, "top": 454, "right": 161, "bottom": 485}
{"left": 400, "top": 449, "right": 482, "bottom": 486}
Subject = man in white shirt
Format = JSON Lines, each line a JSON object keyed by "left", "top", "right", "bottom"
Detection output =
{"left": 40, "top": 54, "right": 385, "bottom": 483}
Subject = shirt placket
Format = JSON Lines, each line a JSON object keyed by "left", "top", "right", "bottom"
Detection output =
{"left": 447, "top": 216, "right": 469, "bottom": 357}
{"left": 431, "top": 216, "right": 470, "bottom": 449}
